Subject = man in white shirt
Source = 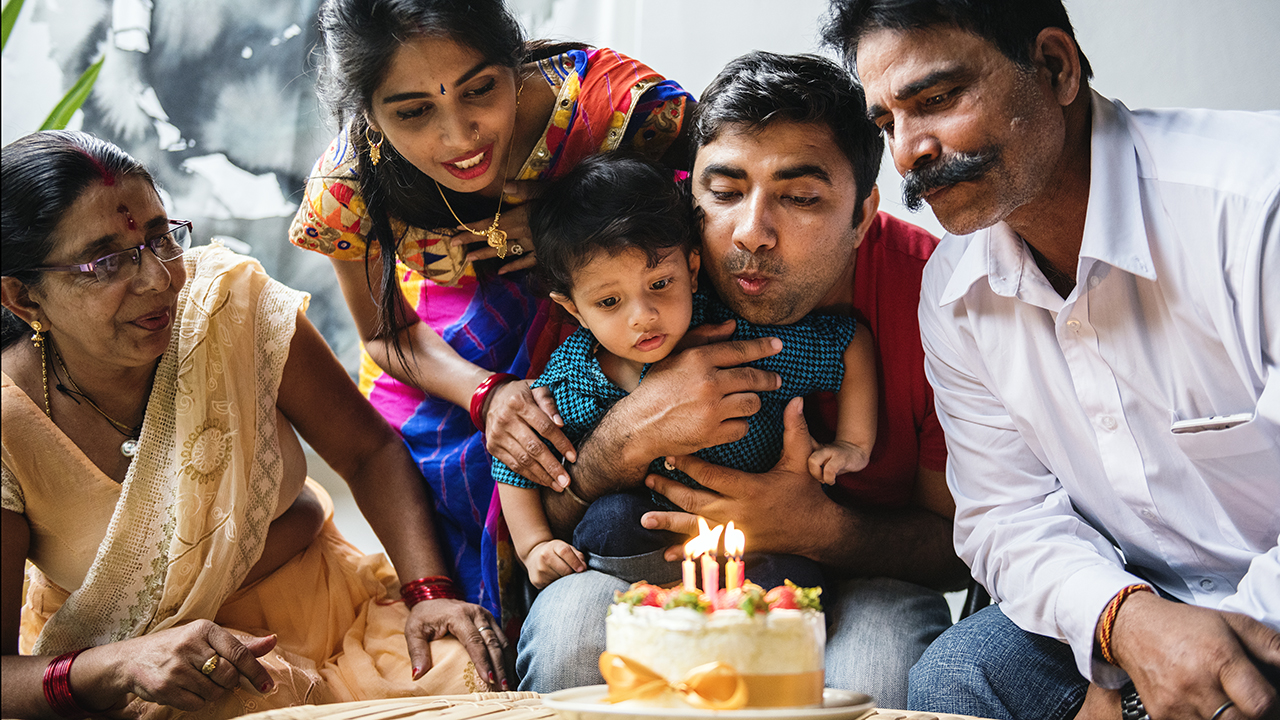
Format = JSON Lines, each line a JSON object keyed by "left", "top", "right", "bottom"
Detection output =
{"left": 825, "top": 1, "right": 1279, "bottom": 718}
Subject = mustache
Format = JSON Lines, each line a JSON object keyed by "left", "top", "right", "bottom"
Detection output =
{"left": 902, "top": 147, "right": 1000, "bottom": 211}
{"left": 720, "top": 248, "right": 786, "bottom": 277}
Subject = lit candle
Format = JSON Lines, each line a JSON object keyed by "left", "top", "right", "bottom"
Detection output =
{"left": 724, "top": 522, "right": 745, "bottom": 591}
{"left": 699, "top": 520, "right": 724, "bottom": 597}
{"left": 682, "top": 536, "right": 700, "bottom": 592}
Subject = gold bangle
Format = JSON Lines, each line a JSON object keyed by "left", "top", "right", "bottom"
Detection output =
{"left": 562, "top": 479, "right": 591, "bottom": 508}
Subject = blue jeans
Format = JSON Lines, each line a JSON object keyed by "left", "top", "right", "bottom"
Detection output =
{"left": 517, "top": 557, "right": 951, "bottom": 710}
{"left": 908, "top": 604, "right": 1087, "bottom": 719}
{"left": 573, "top": 492, "right": 824, "bottom": 589}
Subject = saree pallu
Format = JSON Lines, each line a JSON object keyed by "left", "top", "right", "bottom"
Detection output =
{"left": 21, "top": 485, "right": 477, "bottom": 719}
{"left": 289, "top": 47, "right": 692, "bottom": 632}
{"left": 8, "top": 245, "right": 474, "bottom": 717}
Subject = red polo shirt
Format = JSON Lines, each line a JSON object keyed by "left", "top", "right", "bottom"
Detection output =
{"left": 806, "top": 212, "right": 946, "bottom": 508}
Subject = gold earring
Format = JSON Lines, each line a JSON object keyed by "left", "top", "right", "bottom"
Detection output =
{"left": 366, "top": 127, "right": 384, "bottom": 166}
{"left": 31, "top": 321, "right": 51, "bottom": 418}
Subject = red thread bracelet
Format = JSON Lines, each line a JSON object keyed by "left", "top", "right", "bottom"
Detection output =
{"left": 1097, "top": 583, "right": 1153, "bottom": 666}
{"left": 469, "top": 373, "right": 519, "bottom": 433}
{"left": 43, "top": 648, "right": 90, "bottom": 718}
{"left": 401, "top": 576, "right": 460, "bottom": 607}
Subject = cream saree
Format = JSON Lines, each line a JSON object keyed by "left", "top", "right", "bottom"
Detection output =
{"left": 3, "top": 244, "right": 476, "bottom": 718}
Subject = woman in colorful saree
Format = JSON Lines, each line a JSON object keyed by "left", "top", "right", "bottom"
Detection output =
{"left": 1, "top": 131, "right": 511, "bottom": 720}
{"left": 289, "top": 0, "right": 693, "bottom": 627}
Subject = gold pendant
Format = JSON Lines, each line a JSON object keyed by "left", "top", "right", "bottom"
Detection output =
{"left": 487, "top": 227, "right": 508, "bottom": 259}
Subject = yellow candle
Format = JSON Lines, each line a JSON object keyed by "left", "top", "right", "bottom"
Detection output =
{"left": 682, "top": 546, "right": 698, "bottom": 592}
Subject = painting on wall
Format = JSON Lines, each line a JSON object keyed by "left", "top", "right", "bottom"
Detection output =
{"left": 2, "top": 0, "right": 361, "bottom": 367}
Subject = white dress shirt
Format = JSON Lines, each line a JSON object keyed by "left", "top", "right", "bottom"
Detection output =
{"left": 919, "top": 91, "right": 1280, "bottom": 686}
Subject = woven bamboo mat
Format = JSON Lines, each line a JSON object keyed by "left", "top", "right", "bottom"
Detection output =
{"left": 239, "top": 694, "right": 554, "bottom": 720}
{"left": 239, "top": 693, "right": 985, "bottom": 720}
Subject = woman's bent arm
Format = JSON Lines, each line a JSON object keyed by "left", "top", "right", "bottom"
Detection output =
{"left": 273, "top": 312, "right": 510, "bottom": 688}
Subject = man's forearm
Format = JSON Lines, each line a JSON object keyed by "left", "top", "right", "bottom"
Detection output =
{"left": 809, "top": 501, "right": 969, "bottom": 591}
{"left": 544, "top": 409, "right": 653, "bottom": 539}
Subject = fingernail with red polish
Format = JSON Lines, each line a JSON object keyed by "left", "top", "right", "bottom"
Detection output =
{"left": 502, "top": 679, "right": 509, "bottom": 690}
{"left": 411, "top": 666, "right": 420, "bottom": 677}
{"left": 260, "top": 681, "right": 274, "bottom": 693}
{"left": 488, "top": 671, "right": 495, "bottom": 683}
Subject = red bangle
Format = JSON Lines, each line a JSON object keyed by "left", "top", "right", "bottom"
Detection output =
{"left": 468, "top": 373, "right": 519, "bottom": 433}
{"left": 401, "top": 576, "right": 460, "bottom": 607}
{"left": 43, "top": 648, "right": 90, "bottom": 718}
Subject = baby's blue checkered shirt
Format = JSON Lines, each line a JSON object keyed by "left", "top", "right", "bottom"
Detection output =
{"left": 492, "top": 289, "right": 858, "bottom": 509}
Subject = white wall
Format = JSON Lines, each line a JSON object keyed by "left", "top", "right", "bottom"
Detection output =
{"left": 513, "top": 0, "right": 1280, "bottom": 238}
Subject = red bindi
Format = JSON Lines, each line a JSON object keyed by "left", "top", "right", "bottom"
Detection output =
{"left": 117, "top": 204, "right": 136, "bottom": 230}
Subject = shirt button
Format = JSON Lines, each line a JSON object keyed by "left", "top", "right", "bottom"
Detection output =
{"left": 1089, "top": 276, "right": 1101, "bottom": 289}
{"left": 1100, "top": 416, "right": 1118, "bottom": 431}
{"left": 1067, "top": 319, "right": 1081, "bottom": 331}
{"left": 1200, "top": 578, "right": 1216, "bottom": 591}
{"left": 1141, "top": 508, "right": 1155, "bottom": 520}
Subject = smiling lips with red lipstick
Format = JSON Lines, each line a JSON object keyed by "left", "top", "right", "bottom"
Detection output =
{"left": 443, "top": 143, "right": 494, "bottom": 181}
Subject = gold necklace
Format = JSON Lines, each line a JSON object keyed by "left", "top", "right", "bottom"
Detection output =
{"left": 52, "top": 344, "right": 143, "bottom": 458}
{"left": 435, "top": 75, "right": 525, "bottom": 260}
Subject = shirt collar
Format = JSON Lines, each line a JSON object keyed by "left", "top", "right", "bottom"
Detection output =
{"left": 938, "top": 90, "right": 1157, "bottom": 307}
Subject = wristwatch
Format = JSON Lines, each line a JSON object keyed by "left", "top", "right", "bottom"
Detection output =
{"left": 1120, "top": 681, "right": 1149, "bottom": 720}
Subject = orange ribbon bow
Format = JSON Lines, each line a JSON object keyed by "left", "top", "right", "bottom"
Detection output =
{"left": 599, "top": 652, "right": 748, "bottom": 710}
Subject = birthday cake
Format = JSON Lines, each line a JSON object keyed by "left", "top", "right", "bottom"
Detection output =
{"left": 603, "top": 581, "right": 825, "bottom": 709}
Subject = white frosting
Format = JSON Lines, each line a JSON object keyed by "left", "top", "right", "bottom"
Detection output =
{"left": 605, "top": 604, "right": 825, "bottom": 679}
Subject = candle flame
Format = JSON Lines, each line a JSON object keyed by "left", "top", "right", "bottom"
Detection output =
{"left": 725, "top": 521, "right": 745, "bottom": 558}
{"left": 685, "top": 518, "right": 725, "bottom": 559}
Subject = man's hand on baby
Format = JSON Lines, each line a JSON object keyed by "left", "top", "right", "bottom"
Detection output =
{"left": 808, "top": 441, "right": 870, "bottom": 485}
{"left": 524, "top": 539, "right": 587, "bottom": 589}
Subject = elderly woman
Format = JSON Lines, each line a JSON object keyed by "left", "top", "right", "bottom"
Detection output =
{"left": 1, "top": 131, "right": 510, "bottom": 720}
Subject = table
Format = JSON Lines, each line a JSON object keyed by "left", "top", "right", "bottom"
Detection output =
{"left": 238, "top": 693, "right": 991, "bottom": 720}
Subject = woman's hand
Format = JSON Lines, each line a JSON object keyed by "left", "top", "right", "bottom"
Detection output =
{"left": 404, "top": 599, "right": 511, "bottom": 691}
{"left": 452, "top": 181, "right": 541, "bottom": 274}
{"left": 484, "top": 380, "right": 576, "bottom": 491}
{"left": 90, "top": 620, "right": 276, "bottom": 712}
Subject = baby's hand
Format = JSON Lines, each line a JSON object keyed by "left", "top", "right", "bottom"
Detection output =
{"left": 808, "top": 441, "right": 871, "bottom": 485}
{"left": 524, "top": 539, "right": 587, "bottom": 589}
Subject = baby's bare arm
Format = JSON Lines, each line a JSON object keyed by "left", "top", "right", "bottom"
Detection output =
{"left": 809, "top": 330, "right": 878, "bottom": 483}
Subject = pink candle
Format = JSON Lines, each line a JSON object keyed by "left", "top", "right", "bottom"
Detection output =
{"left": 701, "top": 552, "right": 719, "bottom": 597}
{"left": 724, "top": 522, "right": 745, "bottom": 590}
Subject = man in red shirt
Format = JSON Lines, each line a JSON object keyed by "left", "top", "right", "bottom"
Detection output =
{"left": 519, "top": 52, "right": 967, "bottom": 708}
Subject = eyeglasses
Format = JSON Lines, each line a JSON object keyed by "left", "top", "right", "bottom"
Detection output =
{"left": 37, "top": 219, "right": 193, "bottom": 284}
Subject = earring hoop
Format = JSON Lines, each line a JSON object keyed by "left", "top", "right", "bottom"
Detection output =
{"left": 366, "top": 127, "right": 384, "bottom": 167}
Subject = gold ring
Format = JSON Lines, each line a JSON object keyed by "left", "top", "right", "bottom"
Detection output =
{"left": 477, "top": 626, "right": 492, "bottom": 633}
{"left": 200, "top": 654, "right": 221, "bottom": 675}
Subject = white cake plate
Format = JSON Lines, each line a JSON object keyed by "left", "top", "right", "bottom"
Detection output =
{"left": 542, "top": 685, "right": 876, "bottom": 720}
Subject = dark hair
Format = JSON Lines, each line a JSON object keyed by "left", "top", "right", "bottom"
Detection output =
{"left": 690, "top": 51, "right": 883, "bottom": 228}
{"left": 823, "top": 0, "right": 1093, "bottom": 80}
{"left": 531, "top": 152, "right": 696, "bottom": 299}
{"left": 314, "top": 0, "right": 583, "bottom": 360}
{"left": 2, "top": 131, "right": 156, "bottom": 349}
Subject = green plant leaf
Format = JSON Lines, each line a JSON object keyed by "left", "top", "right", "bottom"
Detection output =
{"left": 2, "top": 0, "right": 27, "bottom": 53}
{"left": 39, "top": 54, "right": 103, "bottom": 130}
